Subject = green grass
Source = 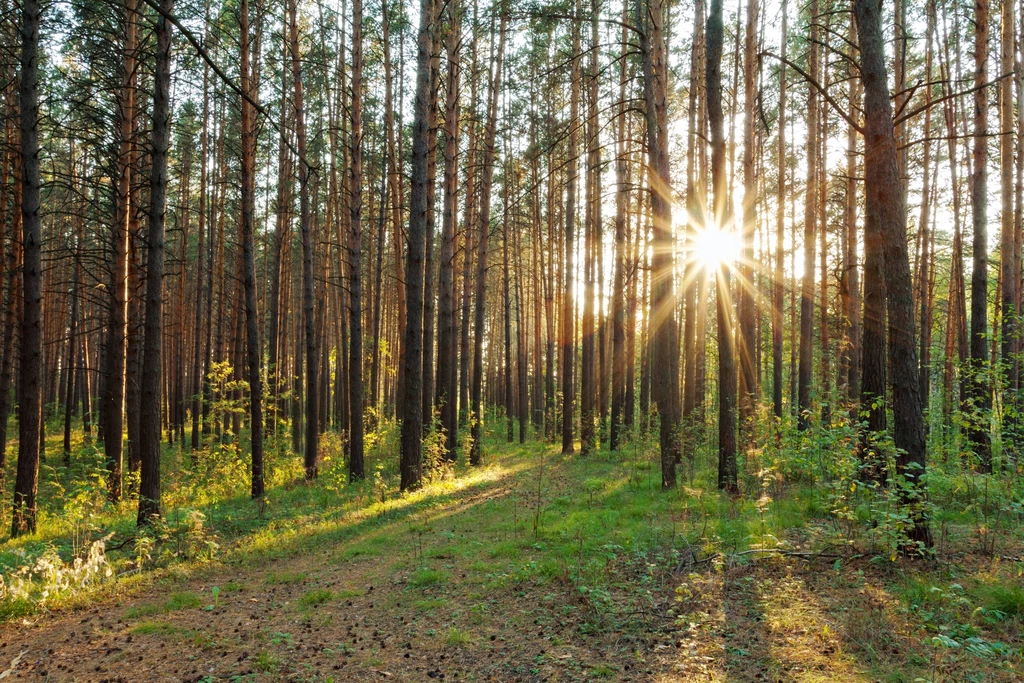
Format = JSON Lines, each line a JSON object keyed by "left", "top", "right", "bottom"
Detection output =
{"left": 298, "top": 588, "right": 335, "bottom": 607}
{"left": 2, "top": 411, "right": 1024, "bottom": 681}
{"left": 125, "top": 591, "right": 202, "bottom": 618}
{"left": 253, "top": 651, "right": 280, "bottom": 673}
{"left": 409, "top": 568, "right": 448, "bottom": 588}
{"left": 131, "top": 621, "right": 183, "bottom": 636}
{"left": 444, "top": 627, "right": 473, "bottom": 646}
{"left": 265, "top": 571, "right": 307, "bottom": 585}
{"left": 978, "top": 581, "right": 1024, "bottom": 618}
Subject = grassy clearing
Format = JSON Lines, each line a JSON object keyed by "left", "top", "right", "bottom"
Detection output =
{"left": 0, "top": 412, "right": 1022, "bottom": 680}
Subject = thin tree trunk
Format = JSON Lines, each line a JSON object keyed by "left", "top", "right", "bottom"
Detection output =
{"left": 772, "top": 0, "right": 787, "bottom": 419}
{"left": 469, "top": 11, "right": 507, "bottom": 466}
{"left": 610, "top": 0, "right": 629, "bottom": 450}
{"left": 239, "top": 0, "right": 263, "bottom": 499}
{"left": 737, "top": 0, "right": 758, "bottom": 424}
{"left": 288, "top": 0, "right": 318, "bottom": 479}
{"left": 561, "top": 4, "right": 580, "bottom": 456}
{"left": 968, "top": 0, "right": 992, "bottom": 469}
{"left": 998, "top": 0, "right": 1017, "bottom": 449}
{"left": 349, "top": 0, "right": 366, "bottom": 480}
{"left": 797, "top": 0, "right": 819, "bottom": 431}
{"left": 706, "top": 0, "right": 735, "bottom": 492}
{"left": 436, "top": 2, "right": 461, "bottom": 454}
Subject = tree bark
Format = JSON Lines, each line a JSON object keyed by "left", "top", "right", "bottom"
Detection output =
{"left": 854, "top": 0, "right": 931, "bottom": 548}
{"left": 561, "top": 3, "right": 580, "bottom": 456}
{"left": 288, "top": 0, "right": 318, "bottom": 479}
{"left": 470, "top": 10, "right": 506, "bottom": 466}
{"left": 11, "top": 0, "right": 41, "bottom": 536}
{"left": 401, "top": 0, "right": 440, "bottom": 489}
{"left": 772, "top": 0, "right": 787, "bottom": 419}
{"left": 349, "top": 0, "right": 366, "bottom": 480}
{"left": 706, "top": 0, "right": 736, "bottom": 492}
{"left": 797, "top": 0, "right": 819, "bottom": 431}
{"left": 239, "top": 0, "right": 263, "bottom": 499}
{"left": 640, "top": 0, "right": 681, "bottom": 487}
{"left": 137, "top": 0, "right": 174, "bottom": 526}
{"left": 968, "top": 0, "right": 992, "bottom": 469}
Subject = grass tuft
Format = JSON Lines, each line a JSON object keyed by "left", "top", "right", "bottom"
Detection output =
{"left": 299, "top": 588, "right": 335, "bottom": 607}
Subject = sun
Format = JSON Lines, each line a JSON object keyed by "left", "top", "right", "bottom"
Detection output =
{"left": 694, "top": 225, "right": 740, "bottom": 270}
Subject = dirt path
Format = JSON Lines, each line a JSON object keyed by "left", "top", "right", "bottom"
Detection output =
{"left": 0, "top": 467, "right": 667, "bottom": 682}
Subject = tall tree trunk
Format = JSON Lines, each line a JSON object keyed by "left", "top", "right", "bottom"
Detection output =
{"left": 382, "top": 0, "right": 407, "bottom": 420}
{"left": 11, "top": 0, "right": 41, "bottom": 535}
{"left": 137, "top": 0, "right": 173, "bottom": 526}
{"left": 191, "top": 35, "right": 209, "bottom": 452}
{"left": 349, "top": 0, "right": 366, "bottom": 480}
{"left": 401, "top": 0, "right": 440, "bottom": 489}
{"left": 422, "top": 46, "right": 440, "bottom": 434}
{"left": 289, "top": 0, "right": 318, "bottom": 479}
{"left": 436, "top": 0, "right": 461, "bottom": 460}
{"left": 706, "top": 0, "right": 735, "bottom": 492}
{"left": 240, "top": 0, "right": 263, "bottom": 499}
{"left": 854, "top": 0, "right": 931, "bottom": 548}
{"left": 842, "top": 12, "right": 861, "bottom": 404}
{"left": 459, "top": 2, "right": 479, "bottom": 431}
{"left": 267, "top": 35, "right": 291, "bottom": 437}
{"left": 502, "top": 188, "right": 513, "bottom": 442}
{"left": 580, "top": 0, "right": 599, "bottom": 455}
{"left": 968, "top": 0, "right": 992, "bottom": 469}
{"left": 917, "top": 0, "right": 936, "bottom": 415}
{"left": 797, "top": 0, "right": 819, "bottom": 431}
{"left": 561, "top": 4, "right": 580, "bottom": 456}
{"left": 610, "top": 0, "right": 629, "bottom": 450}
{"left": 737, "top": 0, "right": 758, "bottom": 424}
{"left": 640, "top": 0, "right": 681, "bottom": 487}
{"left": 998, "top": 0, "right": 1017, "bottom": 449}
{"left": 469, "top": 11, "right": 507, "bottom": 465}
{"left": 0, "top": 128, "right": 15, "bottom": 482}
{"left": 103, "top": 0, "right": 135, "bottom": 500}
{"left": 772, "top": 0, "right": 787, "bottom": 419}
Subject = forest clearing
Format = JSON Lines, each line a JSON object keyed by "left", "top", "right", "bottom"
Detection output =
{"left": 0, "top": 0, "right": 1024, "bottom": 678}
{"left": 0, "top": 423, "right": 1022, "bottom": 682}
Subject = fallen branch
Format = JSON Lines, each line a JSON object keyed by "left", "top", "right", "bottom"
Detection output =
{"left": 675, "top": 547, "right": 854, "bottom": 573}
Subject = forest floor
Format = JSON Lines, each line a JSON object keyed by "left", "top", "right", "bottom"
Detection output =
{"left": 0, "top": 426, "right": 1022, "bottom": 682}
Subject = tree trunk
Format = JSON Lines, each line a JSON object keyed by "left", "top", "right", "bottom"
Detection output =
{"left": 561, "top": 4, "right": 580, "bottom": 456}
{"left": 191, "top": 34, "right": 209, "bottom": 452}
{"left": 288, "top": 0, "right": 318, "bottom": 479}
{"left": 469, "top": 11, "right": 507, "bottom": 466}
{"left": 137, "top": 0, "right": 173, "bottom": 526}
{"left": 610, "top": 0, "right": 629, "bottom": 450}
{"left": 797, "top": 0, "right": 819, "bottom": 431}
{"left": 737, "top": 0, "right": 758, "bottom": 424}
{"left": 239, "top": 0, "right": 263, "bottom": 499}
{"left": 853, "top": 0, "right": 931, "bottom": 549}
{"left": 640, "top": 0, "right": 681, "bottom": 487}
{"left": 706, "top": 0, "right": 735, "bottom": 492}
{"left": 580, "top": 0, "right": 599, "bottom": 455}
{"left": 401, "top": 0, "right": 440, "bottom": 489}
{"left": 772, "top": 0, "right": 787, "bottom": 419}
{"left": 435, "top": 0, "right": 461, "bottom": 460}
{"left": 968, "top": 0, "right": 992, "bottom": 469}
{"left": 349, "top": 0, "right": 366, "bottom": 480}
{"left": 11, "top": 0, "right": 41, "bottom": 536}
{"left": 998, "top": 0, "right": 1017, "bottom": 449}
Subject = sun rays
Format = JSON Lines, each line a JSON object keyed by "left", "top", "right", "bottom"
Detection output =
{"left": 694, "top": 223, "right": 741, "bottom": 271}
